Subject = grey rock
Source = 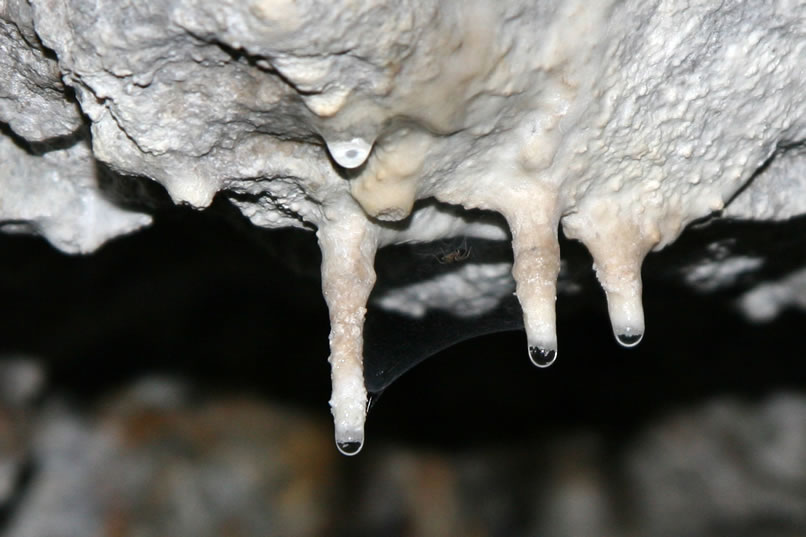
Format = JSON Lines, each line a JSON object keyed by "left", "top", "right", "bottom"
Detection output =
{"left": 3, "top": 379, "right": 804, "bottom": 537}
{"left": 0, "top": 0, "right": 82, "bottom": 141}
{"left": 627, "top": 395, "right": 806, "bottom": 537}
{"left": 0, "top": 131, "right": 150, "bottom": 253}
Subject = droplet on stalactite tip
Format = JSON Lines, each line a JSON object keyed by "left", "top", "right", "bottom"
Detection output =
{"left": 325, "top": 137, "right": 373, "bottom": 169}
{"left": 528, "top": 345, "right": 557, "bottom": 368}
{"left": 615, "top": 332, "right": 644, "bottom": 347}
{"left": 336, "top": 440, "right": 364, "bottom": 456}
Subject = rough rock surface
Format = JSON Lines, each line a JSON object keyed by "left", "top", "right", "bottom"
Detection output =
{"left": 1, "top": 0, "right": 805, "bottom": 461}
{"left": 0, "top": 130, "right": 151, "bottom": 253}
{"left": 0, "top": 0, "right": 81, "bottom": 140}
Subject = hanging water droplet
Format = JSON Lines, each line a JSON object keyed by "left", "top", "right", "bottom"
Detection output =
{"left": 336, "top": 440, "right": 364, "bottom": 456}
{"left": 325, "top": 137, "right": 373, "bottom": 169}
{"left": 528, "top": 345, "right": 557, "bottom": 368}
{"left": 615, "top": 332, "right": 643, "bottom": 347}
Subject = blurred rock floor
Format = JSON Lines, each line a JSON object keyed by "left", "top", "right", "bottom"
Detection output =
{"left": 1, "top": 367, "right": 804, "bottom": 537}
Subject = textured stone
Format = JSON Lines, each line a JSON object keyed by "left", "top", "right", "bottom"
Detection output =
{"left": 0, "top": 0, "right": 82, "bottom": 140}
{"left": 0, "top": 131, "right": 151, "bottom": 253}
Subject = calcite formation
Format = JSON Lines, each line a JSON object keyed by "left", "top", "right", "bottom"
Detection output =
{"left": 1, "top": 0, "right": 804, "bottom": 454}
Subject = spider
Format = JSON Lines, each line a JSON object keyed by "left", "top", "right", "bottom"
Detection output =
{"left": 437, "top": 245, "right": 472, "bottom": 264}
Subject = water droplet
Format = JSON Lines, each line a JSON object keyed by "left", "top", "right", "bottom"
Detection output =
{"left": 336, "top": 441, "right": 363, "bottom": 456}
{"left": 325, "top": 138, "right": 372, "bottom": 169}
{"left": 616, "top": 332, "right": 643, "bottom": 347}
{"left": 528, "top": 345, "right": 557, "bottom": 368}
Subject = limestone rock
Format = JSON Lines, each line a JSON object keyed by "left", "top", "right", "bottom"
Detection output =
{"left": 0, "top": 0, "right": 82, "bottom": 140}
{"left": 0, "top": 131, "right": 151, "bottom": 253}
